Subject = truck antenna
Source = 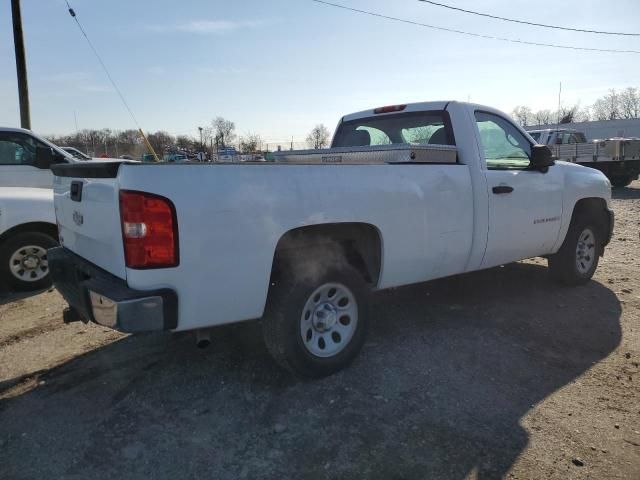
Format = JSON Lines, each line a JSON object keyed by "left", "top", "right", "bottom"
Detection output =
{"left": 64, "top": 1, "right": 160, "bottom": 162}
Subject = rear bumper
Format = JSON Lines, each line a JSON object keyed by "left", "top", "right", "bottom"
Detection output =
{"left": 48, "top": 247, "right": 177, "bottom": 332}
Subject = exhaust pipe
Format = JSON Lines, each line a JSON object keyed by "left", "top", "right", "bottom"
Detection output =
{"left": 195, "top": 329, "right": 211, "bottom": 349}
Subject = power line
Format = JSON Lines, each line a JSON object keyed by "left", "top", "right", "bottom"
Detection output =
{"left": 64, "top": 1, "right": 143, "bottom": 130}
{"left": 417, "top": 0, "right": 640, "bottom": 37}
{"left": 310, "top": 0, "right": 640, "bottom": 54}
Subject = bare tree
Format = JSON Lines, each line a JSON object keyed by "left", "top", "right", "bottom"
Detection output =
{"left": 592, "top": 89, "right": 620, "bottom": 121}
{"left": 555, "top": 104, "right": 581, "bottom": 124}
{"left": 574, "top": 106, "right": 591, "bottom": 123}
{"left": 512, "top": 106, "right": 533, "bottom": 126}
{"left": 306, "top": 124, "right": 331, "bottom": 149}
{"left": 146, "top": 131, "right": 175, "bottom": 155}
{"left": 239, "top": 133, "right": 262, "bottom": 153}
{"left": 619, "top": 87, "right": 640, "bottom": 119}
{"left": 533, "top": 109, "right": 553, "bottom": 126}
{"left": 212, "top": 117, "right": 236, "bottom": 148}
{"left": 176, "top": 135, "right": 196, "bottom": 150}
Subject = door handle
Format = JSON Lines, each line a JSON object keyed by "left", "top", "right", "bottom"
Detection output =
{"left": 492, "top": 185, "right": 514, "bottom": 194}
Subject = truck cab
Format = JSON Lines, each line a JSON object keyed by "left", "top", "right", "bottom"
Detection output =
{"left": 528, "top": 128, "right": 587, "bottom": 146}
{"left": 0, "top": 127, "right": 75, "bottom": 189}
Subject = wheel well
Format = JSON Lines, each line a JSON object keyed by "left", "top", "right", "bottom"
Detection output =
{"left": 0, "top": 222, "right": 58, "bottom": 246}
{"left": 571, "top": 198, "right": 611, "bottom": 249}
{"left": 272, "top": 223, "right": 382, "bottom": 286}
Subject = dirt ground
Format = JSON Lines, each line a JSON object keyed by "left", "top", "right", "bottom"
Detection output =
{"left": 1, "top": 183, "right": 639, "bottom": 480}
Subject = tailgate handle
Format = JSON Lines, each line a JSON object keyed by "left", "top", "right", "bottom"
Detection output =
{"left": 70, "top": 181, "right": 83, "bottom": 202}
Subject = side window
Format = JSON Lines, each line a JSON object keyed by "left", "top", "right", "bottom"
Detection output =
{"left": 474, "top": 112, "right": 531, "bottom": 170}
{"left": 0, "top": 133, "right": 38, "bottom": 166}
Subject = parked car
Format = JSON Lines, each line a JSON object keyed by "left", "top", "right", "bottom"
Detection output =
{"left": 0, "top": 187, "right": 57, "bottom": 290}
{"left": 60, "top": 146, "right": 91, "bottom": 160}
{"left": 49, "top": 101, "right": 613, "bottom": 377}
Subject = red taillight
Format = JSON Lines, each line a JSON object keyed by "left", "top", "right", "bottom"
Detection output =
{"left": 373, "top": 104, "right": 407, "bottom": 114}
{"left": 119, "top": 190, "right": 179, "bottom": 268}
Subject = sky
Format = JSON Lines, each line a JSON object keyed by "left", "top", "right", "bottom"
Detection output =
{"left": 1, "top": 0, "right": 639, "bottom": 143}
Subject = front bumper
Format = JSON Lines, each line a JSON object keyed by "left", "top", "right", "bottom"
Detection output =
{"left": 48, "top": 247, "right": 177, "bottom": 332}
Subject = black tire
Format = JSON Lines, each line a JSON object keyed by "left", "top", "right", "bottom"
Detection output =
{"left": 262, "top": 260, "right": 370, "bottom": 378}
{"left": 610, "top": 175, "right": 633, "bottom": 188}
{"left": 0, "top": 232, "right": 57, "bottom": 291}
{"left": 548, "top": 215, "right": 601, "bottom": 286}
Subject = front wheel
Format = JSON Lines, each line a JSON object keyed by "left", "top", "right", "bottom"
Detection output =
{"left": 0, "top": 232, "right": 57, "bottom": 291}
{"left": 548, "top": 216, "right": 601, "bottom": 286}
{"left": 262, "top": 262, "right": 370, "bottom": 378}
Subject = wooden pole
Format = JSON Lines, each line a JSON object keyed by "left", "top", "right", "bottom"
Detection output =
{"left": 11, "top": 0, "right": 31, "bottom": 129}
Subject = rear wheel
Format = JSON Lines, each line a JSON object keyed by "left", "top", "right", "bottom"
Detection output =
{"left": 0, "top": 232, "right": 57, "bottom": 291}
{"left": 262, "top": 261, "right": 370, "bottom": 378}
{"left": 548, "top": 215, "right": 601, "bottom": 286}
{"left": 610, "top": 175, "right": 633, "bottom": 188}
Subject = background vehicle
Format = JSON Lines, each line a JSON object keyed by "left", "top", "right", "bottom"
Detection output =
{"left": 0, "top": 127, "right": 73, "bottom": 188}
{"left": 49, "top": 101, "right": 613, "bottom": 377}
{"left": 163, "top": 153, "right": 189, "bottom": 163}
{"left": 0, "top": 188, "right": 57, "bottom": 290}
{"left": 528, "top": 127, "right": 640, "bottom": 187}
{"left": 60, "top": 146, "right": 91, "bottom": 160}
{"left": 0, "top": 127, "right": 127, "bottom": 188}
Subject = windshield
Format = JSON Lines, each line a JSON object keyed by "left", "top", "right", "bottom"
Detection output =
{"left": 332, "top": 111, "right": 454, "bottom": 148}
{"left": 529, "top": 132, "right": 542, "bottom": 142}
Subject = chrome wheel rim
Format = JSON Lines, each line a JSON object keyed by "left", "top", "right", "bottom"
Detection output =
{"left": 300, "top": 282, "right": 358, "bottom": 358}
{"left": 9, "top": 245, "right": 49, "bottom": 282}
{"left": 575, "top": 228, "right": 596, "bottom": 275}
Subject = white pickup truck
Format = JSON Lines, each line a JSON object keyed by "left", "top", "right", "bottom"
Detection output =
{"left": 48, "top": 101, "right": 614, "bottom": 377}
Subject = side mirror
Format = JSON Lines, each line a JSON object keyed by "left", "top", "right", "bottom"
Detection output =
{"left": 34, "top": 146, "right": 56, "bottom": 169}
{"left": 530, "top": 144, "right": 555, "bottom": 172}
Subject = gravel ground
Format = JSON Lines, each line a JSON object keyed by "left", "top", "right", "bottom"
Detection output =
{"left": 0, "top": 182, "right": 639, "bottom": 480}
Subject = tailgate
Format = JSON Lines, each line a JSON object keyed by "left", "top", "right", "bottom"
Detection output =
{"left": 52, "top": 162, "right": 127, "bottom": 279}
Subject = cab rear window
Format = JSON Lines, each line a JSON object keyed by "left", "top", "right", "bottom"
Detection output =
{"left": 332, "top": 111, "right": 455, "bottom": 148}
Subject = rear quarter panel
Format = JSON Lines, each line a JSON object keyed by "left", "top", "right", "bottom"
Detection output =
{"left": 118, "top": 163, "right": 474, "bottom": 331}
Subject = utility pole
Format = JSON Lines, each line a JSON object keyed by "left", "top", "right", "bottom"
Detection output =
{"left": 11, "top": 0, "right": 31, "bottom": 129}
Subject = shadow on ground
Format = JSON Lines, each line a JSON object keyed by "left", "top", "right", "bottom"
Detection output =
{"left": 0, "top": 287, "right": 49, "bottom": 307}
{"left": 0, "top": 263, "right": 622, "bottom": 480}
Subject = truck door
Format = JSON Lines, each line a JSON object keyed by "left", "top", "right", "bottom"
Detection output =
{"left": 474, "top": 111, "right": 563, "bottom": 268}
{"left": 0, "top": 131, "right": 55, "bottom": 188}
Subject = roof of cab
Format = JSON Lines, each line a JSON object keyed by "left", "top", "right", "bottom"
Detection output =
{"left": 341, "top": 101, "right": 456, "bottom": 122}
